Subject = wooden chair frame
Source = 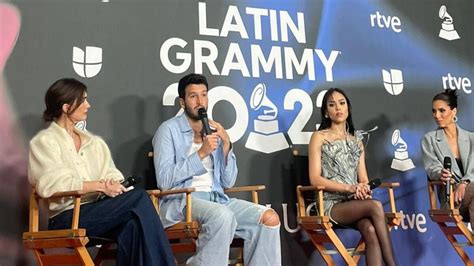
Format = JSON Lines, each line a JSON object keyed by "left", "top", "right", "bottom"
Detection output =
{"left": 428, "top": 180, "right": 474, "bottom": 266}
{"left": 296, "top": 183, "right": 401, "bottom": 266}
{"left": 148, "top": 185, "right": 266, "bottom": 266}
{"left": 147, "top": 151, "right": 266, "bottom": 265}
{"left": 23, "top": 189, "right": 115, "bottom": 266}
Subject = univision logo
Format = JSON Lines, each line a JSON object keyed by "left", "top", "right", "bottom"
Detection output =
{"left": 382, "top": 69, "right": 404, "bottom": 96}
{"left": 72, "top": 46, "right": 102, "bottom": 78}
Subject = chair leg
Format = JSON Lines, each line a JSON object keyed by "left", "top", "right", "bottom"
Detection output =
{"left": 446, "top": 235, "right": 474, "bottom": 265}
{"left": 314, "top": 242, "right": 335, "bottom": 266}
{"left": 307, "top": 229, "right": 357, "bottom": 266}
{"left": 33, "top": 249, "right": 45, "bottom": 266}
{"left": 235, "top": 247, "right": 244, "bottom": 266}
{"left": 75, "top": 246, "right": 95, "bottom": 266}
{"left": 352, "top": 238, "right": 365, "bottom": 264}
{"left": 306, "top": 230, "right": 335, "bottom": 266}
{"left": 436, "top": 222, "right": 474, "bottom": 266}
{"left": 445, "top": 234, "right": 474, "bottom": 266}
{"left": 325, "top": 229, "right": 357, "bottom": 266}
{"left": 94, "top": 243, "right": 113, "bottom": 266}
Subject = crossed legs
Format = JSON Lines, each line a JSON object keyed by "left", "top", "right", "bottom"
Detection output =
{"left": 330, "top": 199, "right": 396, "bottom": 266}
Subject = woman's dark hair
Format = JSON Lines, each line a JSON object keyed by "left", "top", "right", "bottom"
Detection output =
{"left": 178, "top": 73, "right": 208, "bottom": 99}
{"left": 318, "top": 88, "right": 355, "bottom": 135}
{"left": 43, "top": 78, "right": 87, "bottom": 122}
{"left": 432, "top": 88, "right": 458, "bottom": 109}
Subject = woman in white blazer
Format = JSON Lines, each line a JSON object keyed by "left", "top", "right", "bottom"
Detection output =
{"left": 28, "top": 78, "right": 175, "bottom": 266}
{"left": 421, "top": 89, "right": 474, "bottom": 221}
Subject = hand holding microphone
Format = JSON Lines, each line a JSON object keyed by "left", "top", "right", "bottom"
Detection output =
{"left": 198, "top": 108, "right": 213, "bottom": 136}
{"left": 197, "top": 108, "right": 219, "bottom": 158}
{"left": 443, "top": 157, "right": 452, "bottom": 198}
{"left": 99, "top": 176, "right": 142, "bottom": 200}
{"left": 349, "top": 178, "right": 381, "bottom": 200}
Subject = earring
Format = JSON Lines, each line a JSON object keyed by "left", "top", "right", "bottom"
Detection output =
{"left": 325, "top": 114, "right": 328, "bottom": 118}
{"left": 453, "top": 116, "right": 458, "bottom": 123}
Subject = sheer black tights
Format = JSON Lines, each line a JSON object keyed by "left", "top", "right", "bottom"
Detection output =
{"left": 330, "top": 199, "right": 396, "bottom": 266}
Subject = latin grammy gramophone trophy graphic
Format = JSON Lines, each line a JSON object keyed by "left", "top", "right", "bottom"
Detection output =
{"left": 390, "top": 129, "right": 415, "bottom": 171}
{"left": 438, "top": 5, "right": 460, "bottom": 41}
{"left": 245, "top": 83, "right": 289, "bottom": 154}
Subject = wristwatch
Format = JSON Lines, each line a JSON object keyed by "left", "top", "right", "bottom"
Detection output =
{"left": 462, "top": 179, "right": 471, "bottom": 185}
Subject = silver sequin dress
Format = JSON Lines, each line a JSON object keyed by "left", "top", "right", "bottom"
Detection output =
{"left": 319, "top": 131, "right": 363, "bottom": 221}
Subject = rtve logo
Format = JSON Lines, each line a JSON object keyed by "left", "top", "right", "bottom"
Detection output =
{"left": 393, "top": 211, "right": 427, "bottom": 233}
{"left": 370, "top": 11, "right": 401, "bottom": 33}
{"left": 382, "top": 69, "right": 404, "bottom": 96}
{"left": 442, "top": 73, "right": 472, "bottom": 94}
{"left": 72, "top": 46, "right": 103, "bottom": 78}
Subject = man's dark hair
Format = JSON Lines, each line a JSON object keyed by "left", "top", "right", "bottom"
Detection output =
{"left": 178, "top": 73, "right": 208, "bottom": 99}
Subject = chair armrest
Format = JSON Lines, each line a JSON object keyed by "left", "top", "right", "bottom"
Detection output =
{"left": 379, "top": 182, "right": 400, "bottom": 188}
{"left": 47, "top": 190, "right": 88, "bottom": 198}
{"left": 148, "top": 188, "right": 196, "bottom": 223}
{"left": 378, "top": 182, "right": 399, "bottom": 214}
{"left": 297, "top": 185, "right": 325, "bottom": 192}
{"left": 225, "top": 185, "right": 266, "bottom": 204}
{"left": 427, "top": 180, "right": 454, "bottom": 210}
{"left": 147, "top": 189, "right": 161, "bottom": 196}
{"left": 296, "top": 185, "right": 325, "bottom": 218}
{"left": 29, "top": 189, "right": 92, "bottom": 233}
{"left": 225, "top": 185, "right": 265, "bottom": 193}
{"left": 157, "top": 188, "right": 196, "bottom": 197}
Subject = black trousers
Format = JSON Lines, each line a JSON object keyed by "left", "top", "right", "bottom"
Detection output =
{"left": 49, "top": 188, "right": 175, "bottom": 266}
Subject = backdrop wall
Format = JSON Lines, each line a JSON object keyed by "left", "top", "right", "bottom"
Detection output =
{"left": 1, "top": 0, "right": 473, "bottom": 265}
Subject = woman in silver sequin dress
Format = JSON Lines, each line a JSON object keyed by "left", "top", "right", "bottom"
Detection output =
{"left": 308, "top": 88, "right": 396, "bottom": 266}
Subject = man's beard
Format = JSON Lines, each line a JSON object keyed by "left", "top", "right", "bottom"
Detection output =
{"left": 184, "top": 105, "right": 201, "bottom": 121}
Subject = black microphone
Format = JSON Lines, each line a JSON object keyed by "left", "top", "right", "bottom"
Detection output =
{"left": 121, "top": 176, "right": 142, "bottom": 188}
{"left": 444, "top": 157, "right": 452, "bottom": 197}
{"left": 369, "top": 178, "right": 382, "bottom": 190}
{"left": 198, "top": 107, "right": 212, "bottom": 136}
{"left": 98, "top": 176, "right": 142, "bottom": 200}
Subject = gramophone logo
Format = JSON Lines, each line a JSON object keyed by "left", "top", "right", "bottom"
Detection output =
{"left": 390, "top": 129, "right": 415, "bottom": 171}
{"left": 72, "top": 46, "right": 103, "bottom": 78}
{"left": 438, "top": 5, "right": 460, "bottom": 41}
{"left": 245, "top": 83, "right": 289, "bottom": 154}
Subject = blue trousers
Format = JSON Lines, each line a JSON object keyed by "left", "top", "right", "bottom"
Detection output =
{"left": 49, "top": 188, "right": 175, "bottom": 266}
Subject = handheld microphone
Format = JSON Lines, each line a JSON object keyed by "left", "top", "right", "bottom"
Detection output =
{"left": 121, "top": 176, "right": 142, "bottom": 188}
{"left": 368, "top": 178, "right": 382, "bottom": 190}
{"left": 198, "top": 108, "right": 213, "bottom": 136}
{"left": 98, "top": 176, "right": 142, "bottom": 200}
{"left": 444, "top": 157, "right": 452, "bottom": 197}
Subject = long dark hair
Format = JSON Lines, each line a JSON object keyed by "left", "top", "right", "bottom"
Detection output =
{"left": 43, "top": 78, "right": 87, "bottom": 122}
{"left": 318, "top": 88, "right": 355, "bottom": 135}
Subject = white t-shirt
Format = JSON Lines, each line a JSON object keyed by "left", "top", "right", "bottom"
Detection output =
{"left": 188, "top": 142, "right": 213, "bottom": 192}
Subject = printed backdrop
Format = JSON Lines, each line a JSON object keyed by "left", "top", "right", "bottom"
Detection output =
{"left": 1, "top": 0, "right": 473, "bottom": 265}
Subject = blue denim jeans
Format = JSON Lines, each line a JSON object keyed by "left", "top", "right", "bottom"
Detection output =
{"left": 49, "top": 188, "right": 175, "bottom": 266}
{"left": 187, "top": 191, "right": 281, "bottom": 266}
